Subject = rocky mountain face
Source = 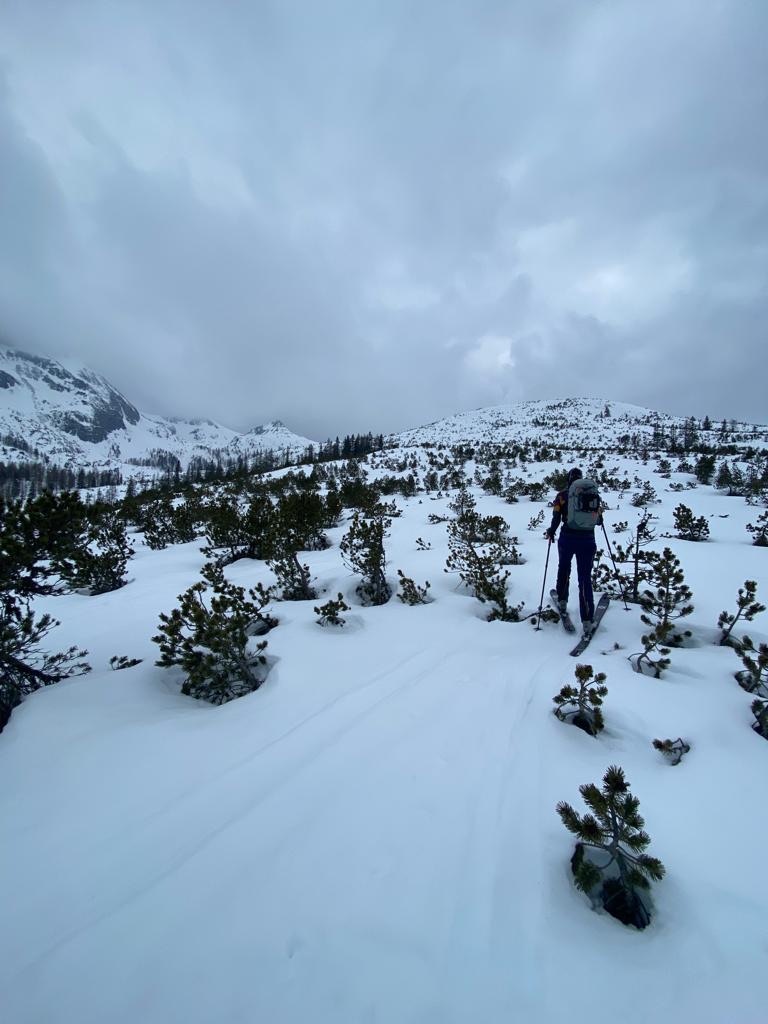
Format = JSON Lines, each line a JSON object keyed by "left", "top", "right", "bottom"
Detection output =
{"left": 0, "top": 347, "right": 315, "bottom": 473}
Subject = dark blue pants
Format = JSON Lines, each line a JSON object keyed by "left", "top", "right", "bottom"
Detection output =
{"left": 556, "top": 531, "right": 596, "bottom": 622}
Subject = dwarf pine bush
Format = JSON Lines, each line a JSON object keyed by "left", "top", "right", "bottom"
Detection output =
{"left": 652, "top": 737, "right": 690, "bottom": 765}
{"left": 268, "top": 550, "right": 317, "bottom": 601}
{"left": 717, "top": 581, "right": 765, "bottom": 647}
{"left": 0, "top": 596, "right": 90, "bottom": 733}
{"left": 672, "top": 504, "right": 710, "bottom": 542}
{"left": 733, "top": 635, "right": 768, "bottom": 696}
{"left": 153, "top": 563, "right": 275, "bottom": 704}
{"left": 630, "top": 548, "right": 693, "bottom": 677}
{"left": 340, "top": 508, "right": 392, "bottom": 606}
{"left": 746, "top": 509, "right": 768, "bottom": 547}
{"left": 314, "top": 593, "right": 351, "bottom": 627}
{"left": 396, "top": 570, "right": 431, "bottom": 605}
{"left": 552, "top": 664, "right": 608, "bottom": 736}
{"left": 557, "top": 765, "right": 665, "bottom": 929}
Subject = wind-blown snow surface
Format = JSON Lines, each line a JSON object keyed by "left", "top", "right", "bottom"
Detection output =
{"left": 1, "top": 463, "right": 767, "bottom": 1022}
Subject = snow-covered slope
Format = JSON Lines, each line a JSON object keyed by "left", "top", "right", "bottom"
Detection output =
{"left": 0, "top": 347, "right": 315, "bottom": 471}
{"left": 1, "top": 462, "right": 767, "bottom": 1023}
{"left": 2, "top": 360, "right": 768, "bottom": 1022}
{"left": 390, "top": 397, "right": 767, "bottom": 450}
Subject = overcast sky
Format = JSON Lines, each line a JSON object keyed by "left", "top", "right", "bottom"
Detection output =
{"left": 1, "top": 1, "right": 766, "bottom": 439}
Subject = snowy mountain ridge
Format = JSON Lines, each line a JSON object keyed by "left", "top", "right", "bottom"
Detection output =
{"left": 3, "top": 347, "right": 766, "bottom": 483}
{"left": 390, "top": 397, "right": 766, "bottom": 450}
{"left": 0, "top": 347, "right": 315, "bottom": 472}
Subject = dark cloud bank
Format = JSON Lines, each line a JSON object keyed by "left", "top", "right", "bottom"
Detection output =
{"left": 1, "top": 0, "right": 766, "bottom": 438}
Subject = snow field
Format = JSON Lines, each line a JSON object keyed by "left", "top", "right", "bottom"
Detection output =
{"left": 1, "top": 466, "right": 767, "bottom": 1024}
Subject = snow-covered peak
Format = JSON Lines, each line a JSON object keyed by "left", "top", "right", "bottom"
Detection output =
{"left": 388, "top": 397, "right": 744, "bottom": 450}
{"left": 0, "top": 347, "right": 315, "bottom": 473}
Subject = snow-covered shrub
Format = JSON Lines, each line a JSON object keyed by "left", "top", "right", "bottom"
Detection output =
{"left": 275, "top": 489, "right": 330, "bottom": 552}
{"left": 0, "top": 595, "right": 90, "bottom": 733}
{"left": 444, "top": 520, "right": 523, "bottom": 622}
{"left": 733, "top": 636, "right": 768, "bottom": 696}
{"left": 717, "top": 580, "right": 765, "bottom": 647}
{"left": 340, "top": 509, "right": 392, "bottom": 606}
{"left": 152, "top": 563, "right": 275, "bottom": 705}
{"left": 526, "top": 481, "right": 547, "bottom": 501}
{"left": 630, "top": 548, "right": 693, "bottom": 677}
{"left": 672, "top": 504, "right": 710, "bottom": 542}
{"left": 528, "top": 509, "right": 545, "bottom": 531}
{"left": 557, "top": 765, "right": 665, "bottom": 930}
{"left": 630, "top": 481, "right": 658, "bottom": 508}
{"left": 652, "top": 737, "right": 690, "bottom": 765}
{"left": 746, "top": 509, "right": 768, "bottom": 547}
{"left": 448, "top": 486, "right": 481, "bottom": 541}
{"left": 202, "top": 491, "right": 278, "bottom": 565}
{"left": 57, "top": 506, "right": 134, "bottom": 595}
{"left": 694, "top": 454, "right": 716, "bottom": 484}
{"left": 415, "top": 536, "right": 432, "bottom": 551}
{"left": 109, "top": 655, "right": 142, "bottom": 671}
{"left": 593, "top": 511, "right": 657, "bottom": 604}
{"left": 268, "top": 550, "right": 317, "bottom": 601}
{"left": 552, "top": 664, "right": 607, "bottom": 736}
{"left": 133, "top": 494, "right": 200, "bottom": 549}
{"left": 314, "top": 593, "right": 350, "bottom": 627}
{"left": 752, "top": 694, "right": 768, "bottom": 739}
{"left": 396, "top": 570, "right": 431, "bottom": 605}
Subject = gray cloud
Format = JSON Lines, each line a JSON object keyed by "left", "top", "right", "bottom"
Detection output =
{"left": 0, "top": 0, "right": 766, "bottom": 437}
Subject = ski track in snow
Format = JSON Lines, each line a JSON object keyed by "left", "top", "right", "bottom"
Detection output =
{"left": 2, "top": 434, "right": 768, "bottom": 1024}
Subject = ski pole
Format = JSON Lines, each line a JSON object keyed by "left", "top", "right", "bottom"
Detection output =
{"left": 536, "top": 536, "right": 553, "bottom": 631}
{"left": 600, "top": 521, "right": 630, "bottom": 611}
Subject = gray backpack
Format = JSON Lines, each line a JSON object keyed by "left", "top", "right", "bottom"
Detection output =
{"left": 567, "top": 477, "right": 601, "bottom": 531}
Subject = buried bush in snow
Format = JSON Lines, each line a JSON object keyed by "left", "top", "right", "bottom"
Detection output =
{"left": 314, "top": 593, "right": 351, "bottom": 627}
{"left": 396, "top": 570, "right": 431, "bottom": 605}
{"left": 746, "top": 509, "right": 768, "bottom": 547}
{"left": 652, "top": 737, "right": 690, "bottom": 765}
{"left": 109, "top": 655, "right": 142, "bottom": 671}
{"left": 557, "top": 765, "right": 665, "bottom": 930}
{"left": 552, "top": 663, "right": 608, "bottom": 736}
{"left": 733, "top": 635, "right": 768, "bottom": 696}
{"left": 0, "top": 596, "right": 90, "bottom": 733}
{"left": 153, "top": 562, "right": 276, "bottom": 705}
{"left": 752, "top": 693, "right": 768, "bottom": 739}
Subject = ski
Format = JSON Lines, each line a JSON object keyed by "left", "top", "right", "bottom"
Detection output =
{"left": 550, "top": 589, "right": 576, "bottom": 633}
{"left": 569, "top": 594, "right": 611, "bottom": 657}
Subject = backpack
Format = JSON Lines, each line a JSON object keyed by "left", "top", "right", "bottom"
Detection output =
{"left": 567, "top": 477, "right": 601, "bottom": 531}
